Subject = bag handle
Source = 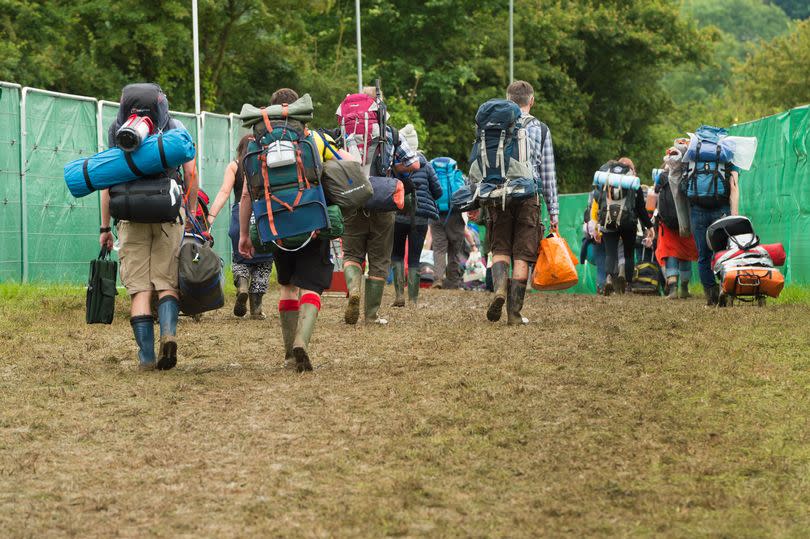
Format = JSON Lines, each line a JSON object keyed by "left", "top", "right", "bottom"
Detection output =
{"left": 272, "top": 232, "right": 316, "bottom": 252}
{"left": 98, "top": 246, "right": 110, "bottom": 260}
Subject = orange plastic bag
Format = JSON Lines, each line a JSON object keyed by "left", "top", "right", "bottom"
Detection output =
{"left": 532, "top": 233, "right": 579, "bottom": 291}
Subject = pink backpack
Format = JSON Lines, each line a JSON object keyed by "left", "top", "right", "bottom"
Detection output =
{"left": 336, "top": 93, "right": 380, "bottom": 165}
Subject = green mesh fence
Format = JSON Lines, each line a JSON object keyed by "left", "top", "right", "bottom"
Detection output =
{"left": 0, "top": 83, "right": 21, "bottom": 281}
{"left": 201, "top": 113, "right": 233, "bottom": 264}
{"left": 23, "top": 90, "right": 99, "bottom": 282}
{"left": 729, "top": 106, "right": 810, "bottom": 285}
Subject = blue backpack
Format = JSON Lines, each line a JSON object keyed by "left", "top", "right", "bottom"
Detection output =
{"left": 685, "top": 126, "right": 732, "bottom": 209}
{"left": 431, "top": 157, "right": 465, "bottom": 212}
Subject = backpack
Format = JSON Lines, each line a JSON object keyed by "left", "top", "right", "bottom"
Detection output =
{"left": 242, "top": 110, "right": 328, "bottom": 246}
{"left": 431, "top": 157, "right": 465, "bottom": 212}
{"left": 685, "top": 126, "right": 732, "bottom": 208}
{"left": 107, "top": 83, "right": 173, "bottom": 147}
{"left": 336, "top": 93, "right": 396, "bottom": 175}
{"left": 468, "top": 100, "right": 540, "bottom": 202}
{"left": 656, "top": 170, "right": 679, "bottom": 231}
{"left": 596, "top": 161, "right": 637, "bottom": 230}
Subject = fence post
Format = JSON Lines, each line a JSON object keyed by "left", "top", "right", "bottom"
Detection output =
{"left": 19, "top": 87, "right": 28, "bottom": 282}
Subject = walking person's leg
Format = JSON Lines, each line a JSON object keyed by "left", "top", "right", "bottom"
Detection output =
{"left": 620, "top": 225, "right": 637, "bottom": 293}
{"left": 430, "top": 221, "right": 449, "bottom": 289}
{"left": 444, "top": 212, "right": 466, "bottom": 289}
{"left": 407, "top": 224, "right": 429, "bottom": 305}
{"left": 678, "top": 258, "right": 692, "bottom": 299}
{"left": 602, "top": 231, "right": 619, "bottom": 295}
{"left": 248, "top": 262, "right": 272, "bottom": 319}
{"left": 342, "top": 210, "right": 370, "bottom": 324}
{"left": 364, "top": 211, "right": 396, "bottom": 325}
{"left": 664, "top": 257, "right": 679, "bottom": 299}
{"left": 391, "top": 221, "right": 408, "bottom": 307}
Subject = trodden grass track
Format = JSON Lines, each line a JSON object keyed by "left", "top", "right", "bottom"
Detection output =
{"left": 2, "top": 285, "right": 810, "bottom": 537}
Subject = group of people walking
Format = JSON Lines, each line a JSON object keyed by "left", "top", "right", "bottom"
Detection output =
{"left": 101, "top": 77, "right": 740, "bottom": 374}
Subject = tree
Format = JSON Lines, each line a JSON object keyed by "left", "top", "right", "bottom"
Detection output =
{"left": 728, "top": 19, "right": 810, "bottom": 121}
{"left": 769, "top": 0, "right": 810, "bottom": 20}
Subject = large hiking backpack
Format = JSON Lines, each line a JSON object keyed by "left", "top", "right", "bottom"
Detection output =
{"left": 685, "top": 126, "right": 732, "bottom": 209}
{"left": 431, "top": 157, "right": 465, "bottom": 212}
{"left": 468, "top": 100, "right": 540, "bottom": 203}
{"left": 107, "top": 83, "right": 173, "bottom": 147}
{"left": 242, "top": 107, "right": 328, "bottom": 247}
{"left": 656, "top": 170, "right": 679, "bottom": 231}
{"left": 596, "top": 161, "right": 637, "bottom": 230}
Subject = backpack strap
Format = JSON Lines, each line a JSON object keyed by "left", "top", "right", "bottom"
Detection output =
{"left": 123, "top": 152, "right": 145, "bottom": 177}
{"left": 82, "top": 159, "right": 94, "bottom": 193}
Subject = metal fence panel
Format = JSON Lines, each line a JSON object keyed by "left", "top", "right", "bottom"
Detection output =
{"left": 0, "top": 83, "right": 22, "bottom": 281}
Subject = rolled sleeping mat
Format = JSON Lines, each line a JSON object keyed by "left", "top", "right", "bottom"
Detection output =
{"left": 593, "top": 171, "right": 640, "bottom": 190}
{"left": 64, "top": 129, "right": 196, "bottom": 198}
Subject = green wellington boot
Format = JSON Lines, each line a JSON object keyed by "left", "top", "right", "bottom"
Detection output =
{"left": 364, "top": 278, "right": 388, "bottom": 325}
{"left": 292, "top": 303, "right": 318, "bottom": 372}
{"left": 487, "top": 261, "right": 509, "bottom": 322}
{"left": 249, "top": 293, "right": 266, "bottom": 320}
{"left": 407, "top": 269, "right": 421, "bottom": 306}
{"left": 234, "top": 276, "right": 249, "bottom": 317}
{"left": 279, "top": 309, "right": 299, "bottom": 369}
{"left": 506, "top": 279, "right": 529, "bottom": 326}
{"left": 344, "top": 265, "right": 363, "bottom": 325}
{"left": 679, "top": 280, "right": 691, "bottom": 299}
{"left": 392, "top": 261, "right": 406, "bottom": 307}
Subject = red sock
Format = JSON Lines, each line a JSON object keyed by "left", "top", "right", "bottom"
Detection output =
{"left": 278, "top": 299, "right": 299, "bottom": 312}
{"left": 300, "top": 293, "right": 321, "bottom": 311}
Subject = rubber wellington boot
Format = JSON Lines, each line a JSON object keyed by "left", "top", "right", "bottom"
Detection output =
{"left": 487, "top": 261, "right": 509, "bottom": 322}
{"left": 364, "top": 278, "right": 388, "bottom": 325}
{"left": 666, "top": 277, "right": 679, "bottom": 299}
{"left": 249, "top": 293, "right": 266, "bottom": 320}
{"left": 279, "top": 309, "right": 299, "bottom": 369}
{"left": 156, "top": 296, "right": 179, "bottom": 371}
{"left": 604, "top": 274, "right": 615, "bottom": 296}
{"left": 344, "top": 264, "right": 363, "bottom": 325}
{"left": 392, "top": 261, "right": 406, "bottom": 307}
{"left": 292, "top": 301, "right": 319, "bottom": 372}
{"left": 407, "top": 270, "right": 421, "bottom": 305}
{"left": 679, "top": 280, "right": 691, "bottom": 299}
{"left": 506, "top": 279, "right": 529, "bottom": 326}
{"left": 130, "top": 315, "right": 155, "bottom": 370}
{"left": 234, "top": 276, "right": 249, "bottom": 317}
{"left": 704, "top": 284, "right": 720, "bottom": 306}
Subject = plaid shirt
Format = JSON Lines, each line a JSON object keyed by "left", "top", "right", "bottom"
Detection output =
{"left": 387, "top": 127, "right": 419, "bottom": 172}
{"left": 525, "top": 120, "right": 559, "bottom": 217}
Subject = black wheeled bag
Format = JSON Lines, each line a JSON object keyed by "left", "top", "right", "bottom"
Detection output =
{"left": 86, "top": 247, "right": 118, "bottom": 324}
{"left": 109, "top": 175, "right": 182, "bottom": 223}
{"left": 178, "top": 233, "right": 225, "bottom": 315}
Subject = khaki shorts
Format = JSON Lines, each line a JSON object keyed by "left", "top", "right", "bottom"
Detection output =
{"left": 486, "top": 197, "right": 543, "bottom": 263}
{"left": 342, "top": 210, "right": 395, "bottom": 279}
{"left": 117, "top": 221, "right": 183, "bottom": 295}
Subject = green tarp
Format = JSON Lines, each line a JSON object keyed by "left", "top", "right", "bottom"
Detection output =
{"left": 0, "top": 84, "right": 21, "bottom": 281}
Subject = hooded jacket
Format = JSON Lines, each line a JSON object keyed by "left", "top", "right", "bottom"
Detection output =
{"left": 396, "top": 153, "right": 443, "bottom": 225}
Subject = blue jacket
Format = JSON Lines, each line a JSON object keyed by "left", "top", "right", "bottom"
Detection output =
{"left": 396, "top": 153, "right": 443, "bottom": 224}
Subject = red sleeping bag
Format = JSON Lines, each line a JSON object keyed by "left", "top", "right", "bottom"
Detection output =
{"left": 713, "top": 243, "right": 786, "bottom": 268}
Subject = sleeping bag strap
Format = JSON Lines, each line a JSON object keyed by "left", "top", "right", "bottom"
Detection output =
{"left": 260, "top": 108, "right": 273, "bottom": 136}
{"left": 82, "top": 159, "right": 94, "bottom": 193}
{"left": 157, "top": 134, "right": 169, "bottom": 169}
{"left": 123, "top": 152, "right": 145, "bottom": 177}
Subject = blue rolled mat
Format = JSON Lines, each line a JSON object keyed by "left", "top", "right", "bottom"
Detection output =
{"left": 64, "top": 129, "right": 196, "bottom": 198}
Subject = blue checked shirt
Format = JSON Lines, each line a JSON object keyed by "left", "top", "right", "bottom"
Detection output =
{"left": 387, "top": 126, "right": 419, "bottom": 172}
{"left": 525, "top": 119, "right": 559, "bottom": 217}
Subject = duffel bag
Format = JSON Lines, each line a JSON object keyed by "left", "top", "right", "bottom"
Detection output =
{"left": 364, "top": 176, "right": 404, "bottom": 212}
{"left": 109, "top": 176, "right": 183, "bottom": 223}
{"left": 86, "top": 247, "right": 118, "bottom": 324}
{"left": 321, "top": 159, "right": 373, "bottom": 211}
{"left": 64, "top": 129, "right": 196, "bottom": 198}
{"left": 178, "top": 233, "right": 225, "bottom": 315}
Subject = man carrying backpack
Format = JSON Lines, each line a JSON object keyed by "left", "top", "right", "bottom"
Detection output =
{"left": 684, "top": 126, "right": 740, "bottom": 305}
{"left": 238, "top": 88, "right": 340, "bottom": 372}
{"left": 428, "top": 157, "right": 466, "bottom": 289}
{"left": 476, "top": 81, "right": 559, "bottom": 325}
{"left": 338, "top": 85, "right": 420, "bottom": 325}
{"left": 98, "top": 83, "right": 198, "bottom": 371}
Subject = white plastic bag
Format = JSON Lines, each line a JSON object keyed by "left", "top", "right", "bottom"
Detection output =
{"left": 723, "top": 136, "right": 758, "bottom": 170}
{"left": 463, "top": 251, "right": 486, "bottom": 283}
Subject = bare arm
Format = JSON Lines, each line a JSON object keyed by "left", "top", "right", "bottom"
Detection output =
{"left": 183, "top": 159, "right": 199, "bottom": 220}
{"left": 99, "top": 189, "right": 113, "bottom": 250}
{"left": 208, "top": 161, "right": 237, "bottom": 223}
{"left": 238, "top": 187, "right": 254, "bottom": 258}
{"left": 729, "top": 170, "right": 740, "bottom": 216}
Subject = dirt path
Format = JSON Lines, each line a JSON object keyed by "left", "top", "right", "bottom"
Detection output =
{"left": 2, "top": 289, "right": 809, "bottom": 537}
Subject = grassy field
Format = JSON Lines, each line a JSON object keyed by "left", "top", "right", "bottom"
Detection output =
{"left": 2, "top": 283, "right": 810, "bottom": 537}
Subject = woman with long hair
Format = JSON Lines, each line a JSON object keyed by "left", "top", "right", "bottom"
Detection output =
{"left": 207, "top": 134, "right": 274, "bottom": 318}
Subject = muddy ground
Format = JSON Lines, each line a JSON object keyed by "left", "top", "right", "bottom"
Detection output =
{"left": 1, "top": 287, "right": 810, "bottom": 537}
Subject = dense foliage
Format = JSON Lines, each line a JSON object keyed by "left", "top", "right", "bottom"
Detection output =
{"left": 0, "top": 0, "right": 808, "bottom": 191}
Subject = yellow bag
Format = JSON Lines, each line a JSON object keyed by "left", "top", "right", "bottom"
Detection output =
{"left": 532, "top": 233, "right": 579, "bottom": 291}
